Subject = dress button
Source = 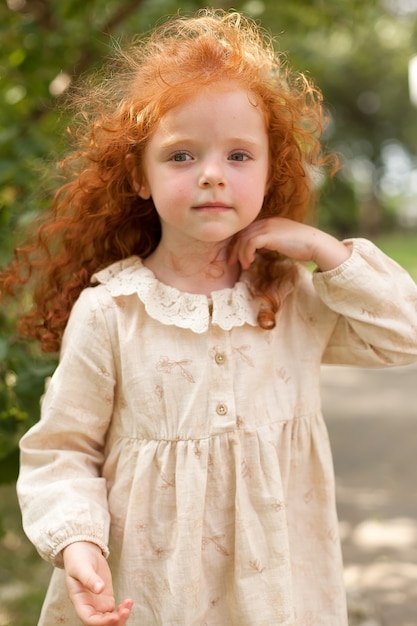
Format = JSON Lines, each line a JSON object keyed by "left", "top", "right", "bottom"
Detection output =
{"left": 216, "top": 403, "right": 228, "bottom": 416}
{"left": 215, "top": 352, "right": 226, "bottom": 365}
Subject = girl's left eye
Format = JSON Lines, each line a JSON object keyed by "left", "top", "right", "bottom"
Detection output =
{"left": 171, "top": 152, "right": 192, "bottom": 162}
{"left": 229, "top": 152, "right": 250, "bottom": 162}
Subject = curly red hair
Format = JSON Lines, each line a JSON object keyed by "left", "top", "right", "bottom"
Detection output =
{"left": 1, "top": 9, "right": 336, "bottom": 352}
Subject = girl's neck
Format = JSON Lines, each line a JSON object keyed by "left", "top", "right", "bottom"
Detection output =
{"left": 143, "top": 241, "right": 241, "bottom": 295}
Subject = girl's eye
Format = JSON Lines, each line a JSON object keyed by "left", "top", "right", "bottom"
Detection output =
{"left": 171, "top": 152, "right": 192, "bottom": 162}
{"left": 229, "top": 152, "right": 250, "bottom": 162}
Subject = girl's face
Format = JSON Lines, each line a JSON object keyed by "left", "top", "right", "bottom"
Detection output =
{"left": 137, "top": 85, "right": 270, "bottom": 249}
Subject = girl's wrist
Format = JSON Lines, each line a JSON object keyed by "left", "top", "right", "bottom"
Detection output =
{"left": 62, "top": 540, "right": 102, "bottom": 560}
{"left": 311, "top": 231, "right": 351, "bottom": 272}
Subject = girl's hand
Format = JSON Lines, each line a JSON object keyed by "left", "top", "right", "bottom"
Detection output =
{"left": 62, "top": 541, "right": 133, "bottom": 625}
{"left": 229, "top": 217, "right": 351, "bottom": 271}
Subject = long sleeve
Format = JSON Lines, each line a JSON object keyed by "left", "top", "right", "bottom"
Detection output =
{"left": 313, "top": 238, "right": 417, "bottom": 366}
{"left": 17, "top": 288, "right": 116, "bottom": 567}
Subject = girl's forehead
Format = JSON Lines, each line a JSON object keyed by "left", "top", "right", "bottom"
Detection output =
{"left": 159, "top": 83, "right": 262, "bottom": 119}
{"left": 147, "top": 86, "right": 268, "bottom": 145}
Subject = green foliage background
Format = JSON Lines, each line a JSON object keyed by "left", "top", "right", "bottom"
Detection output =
{"left": 1, "top": 0, "right": 417, "bottom": 483}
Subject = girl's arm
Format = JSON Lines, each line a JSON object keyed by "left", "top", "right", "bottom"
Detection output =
{"left": 17, "top": 287, "right": 114, "bottom": 566}
{"left": 17, "top": 288, "right": 132, "bottom": 621}
{"left": 230, "top": 216, "right": 417, "bottom": 366}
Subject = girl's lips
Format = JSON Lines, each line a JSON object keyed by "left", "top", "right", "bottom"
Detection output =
{"left": 193, "top": 203, "right": 231, "bottom": 211}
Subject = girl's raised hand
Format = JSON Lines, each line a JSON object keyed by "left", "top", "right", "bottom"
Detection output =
{"left": 229, "top": 217, "right": 351, "bottom": 271}
{"left": 62, "top": 541, "right": 133, "bottom": 625}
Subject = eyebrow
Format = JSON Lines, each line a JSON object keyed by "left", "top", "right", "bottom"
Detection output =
{"left": 158, "top": 136, "right": 263, "bottom": 149}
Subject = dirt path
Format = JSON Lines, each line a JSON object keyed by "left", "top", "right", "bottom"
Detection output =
{"left": 321, "top": 363, "right": 417, "bottom": 626}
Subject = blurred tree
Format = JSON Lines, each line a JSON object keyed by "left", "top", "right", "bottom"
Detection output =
{"left": 1, "top": 0, "right": 417, "bottom": 481}
{"left": 255, "top": 0, "right": 417, "bottom": 234}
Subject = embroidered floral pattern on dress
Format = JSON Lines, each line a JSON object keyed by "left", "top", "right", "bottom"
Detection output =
{"left": 92, "top": 256, "right": 259, "bottom": 332}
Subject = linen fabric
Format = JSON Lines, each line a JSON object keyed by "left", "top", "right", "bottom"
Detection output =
{"left": 17, "top": 238, "right": 417, "bottom": 625}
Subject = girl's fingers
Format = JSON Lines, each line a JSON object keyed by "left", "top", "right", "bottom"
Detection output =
{"left": 229, "top": 217, "right": 319, "bottom": 267}
{"left": 231, "top": 233, "right": 271, "bottom": 269}
{"left": 84, "top": 600, "right": 133, "bottom": 626}
{"left": 116, "top": 599, "right": 133, "bottom": 625}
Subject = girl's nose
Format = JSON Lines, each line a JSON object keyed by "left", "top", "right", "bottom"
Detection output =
{"left": 198, "top": 161, "right": 226, "bottom": 188}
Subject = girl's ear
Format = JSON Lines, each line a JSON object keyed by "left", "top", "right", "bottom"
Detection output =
{"left": 125, "top": 154, "right": 151, "bottom": 199}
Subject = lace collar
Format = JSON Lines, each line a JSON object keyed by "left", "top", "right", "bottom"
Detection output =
{"left": 92, "top": 256, "right": 259, "bottom": 333}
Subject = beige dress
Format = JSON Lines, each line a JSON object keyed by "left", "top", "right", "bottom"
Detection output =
{"left": 17, "top": 239, "right": 417, "bottom": 625}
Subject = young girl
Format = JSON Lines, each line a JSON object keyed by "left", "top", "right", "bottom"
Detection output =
{"left": 2, "top": 8, "right": 417, "bottom": 626}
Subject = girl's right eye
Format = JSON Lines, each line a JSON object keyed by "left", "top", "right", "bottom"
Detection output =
{"left": 171, "top": 152, "right": 192, "bottom": 162}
